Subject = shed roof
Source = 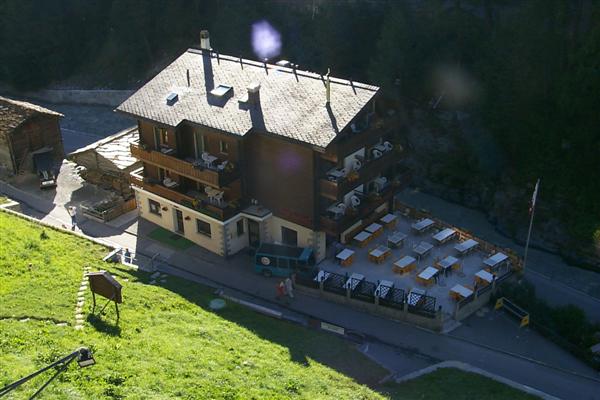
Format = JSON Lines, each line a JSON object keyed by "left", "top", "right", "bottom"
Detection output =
{"left": 116, "top": 49, "right": 379, "bottom": 149}
{"left": 0, "top": 96, "right": 63, "bottom": 138}
{"left": 70, "top": 126, "right": 139, "bottom": 171}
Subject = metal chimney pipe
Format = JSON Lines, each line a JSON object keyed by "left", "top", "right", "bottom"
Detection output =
{"left": 200, "top": 30, "right": 211, "bottom": 50}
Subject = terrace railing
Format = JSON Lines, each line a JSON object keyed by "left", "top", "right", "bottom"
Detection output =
{"left": 378, "top": 286, "right": 405, "bottom": 310}
{"left": 351, "top": 279, "right": 376, "bottom": 303}
{"left": 322, "top": 272, "right": 347, "bottom": 295}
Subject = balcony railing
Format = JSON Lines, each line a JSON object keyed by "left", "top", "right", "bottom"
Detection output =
{"left": 130, "top": 144, "right": 238, "bottom": 188}
{"left": 320, "top": 115, "right": 398, "bottom": 162}
{"left": 319, "top": 170, "right": 412, "bottom": 236}
{"left": 319, "top": 147, "right": 399, "bottom": 200}
{"left": 130, "top": 170, "right": 239, "bottom": 221}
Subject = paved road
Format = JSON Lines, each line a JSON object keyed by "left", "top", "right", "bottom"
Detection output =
{"left": 2, "top": 183, "right": 600, "bottom": 399}
{"left": 397, "top": 189, "right": 600, "bottom": 322}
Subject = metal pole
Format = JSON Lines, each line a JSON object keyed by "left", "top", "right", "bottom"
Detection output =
{"left": 0, "top": 351, "right": 79, "bottom": 397}
{"left": 522, "top": 179, "right": 540, "bottom": 271}
{"left": 29, "top": 357, "right": 76, "bottom": 399}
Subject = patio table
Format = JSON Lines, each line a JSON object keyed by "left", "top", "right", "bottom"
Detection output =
{"left": 379, "top": 213, "right": 398, "bottom": 229}
{"left": 436, "top": 255, "right": 459, "bottom": 275}
{"left": 483, "top": 252, "right": 509, "bottom": 271}
{"left": 343, "top": 273, "right": 365, "bottom": 291}
{"left": 365, "top": 222, "right": 383, "bottom": 237}
{"left": 475, "top": 269, "right": 495, "bottom": 286}
{"left": 450, "top": 284, "right": 474, "bottom": 301}
{"left": 432, "top": 228, "right": 457, "bottom": 244}
{"left": 393, "top": 255, "right": 417, "bottom": 274}
{"left": 416, "top": 266, "right": 439, "bottom": 286}
{"left": 411, "top": 218, "right": 434, "bottom": 233}
{"left": 375, "top": 280, "right": 394, "bottom": 298}
{"left": 387, "top": 231, "right": 407, "bottom": 248}
{"left": 413, "top": 241, "right": 434, "bottom": 259}
{"left": 454, "top": 239, "right": 479, "bottom": 255}
{"left": 353, "top": 231, "right": 372, "bottom": 248}
{"left": 336, "top": 249, "right": 355, "bottom": 267}
{"left": 368, "top": 245, "right": 391, "bottom": 264}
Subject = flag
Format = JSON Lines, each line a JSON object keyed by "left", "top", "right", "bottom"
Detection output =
{"left": 529, "top": 179, "right": 540, "bottom": 215}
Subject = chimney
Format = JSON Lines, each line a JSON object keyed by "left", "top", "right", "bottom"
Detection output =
{"left": 200, "top": 30, "right": 211, "bottom": 51}
{"left": 247, "top": 82, "right": 261, "bottom": 106}
{"left": 325, "top": 68, "right": 331, "bottom": 105}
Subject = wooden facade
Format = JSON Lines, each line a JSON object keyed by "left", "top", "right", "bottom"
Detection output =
{"left": 129, "top": 105, "right": 404, "bottom": 236}
{"left": 0, "top": 113, "right": 64, "bottom": 174}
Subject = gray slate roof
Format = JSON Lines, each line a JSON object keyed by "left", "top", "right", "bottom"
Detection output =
{"left": 70, "top": 126, "right": 140, "bottom": 171}
{"left": 0, "top": 96, "right": 63, "bottom": 139}
{"left": 116, "top": 49, "right": 379, "bottom": 149}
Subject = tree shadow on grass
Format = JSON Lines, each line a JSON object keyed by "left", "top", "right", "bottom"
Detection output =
{"left": 87, "top": 313, "right": 121, "bottom": 337}
{"left": 111, "top": 266, "right": 384, "bottom": 386}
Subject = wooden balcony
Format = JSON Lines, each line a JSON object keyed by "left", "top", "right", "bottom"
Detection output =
{"left": 319, "top": 170, "right": 412, "bottom": 236}
{"left": 319, "top": 148, "right": 399, "bottom": 201}
{"left": 129, "top": 170, "right": 239, "bottom": 221}
{"left": 320, "top": 115, "right": 397, "bottom": 163}
{"left": 130, "top": 144, "right": 238, "bottom": 188}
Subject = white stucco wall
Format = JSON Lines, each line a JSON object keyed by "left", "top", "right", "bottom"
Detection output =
{"left": 135, "top": 188, "right": 226, "bottom": 256}
{"left": 269, "top": 216, "right": 326, "bottom": 262}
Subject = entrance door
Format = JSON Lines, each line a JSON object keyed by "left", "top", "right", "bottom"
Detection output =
{"left": 248, "top": 220, "right": 260, "bottom": 248}
{"left": 175, "top": 209, "right": 185, "bottom": 234}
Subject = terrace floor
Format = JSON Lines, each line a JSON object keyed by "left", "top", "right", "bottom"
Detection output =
{"left": 318, "top": 211, "right": 512, "bottom": 317}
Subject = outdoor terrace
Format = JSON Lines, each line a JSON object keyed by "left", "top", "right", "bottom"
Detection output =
{"left": 317, "top": 210, "right": 515, "bottom": 317}
{"left": 130, "top": 143, "right": 239, "bottom": 188}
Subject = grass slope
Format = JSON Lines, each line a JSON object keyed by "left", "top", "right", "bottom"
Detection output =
{"left": 380, "top": 368, "right": 539, "bottom": 400}
{"left": 0, "top": 211, "right": 540, "bottom": 399}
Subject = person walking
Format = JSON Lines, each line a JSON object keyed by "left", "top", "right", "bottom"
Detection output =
{"left": 67, "top": 206, "right": 77, "bottom": 230}
{"left": 276, "top": 280, "right": 286, "bottom": 301}
{"left": 284, "top": 276, "right": 294, "bottom": 300}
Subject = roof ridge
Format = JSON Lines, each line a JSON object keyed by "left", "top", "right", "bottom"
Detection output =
{"left": 0, "top": 95, "right": 64, "bottom": 117}
{"left": 184, "top": 48, "right": 378, "bottom": 92}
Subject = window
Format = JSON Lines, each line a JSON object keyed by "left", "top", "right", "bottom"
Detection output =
{"left": 194, "top": 131, "right": 205, "bottom": 158}
{"left": 161, "top": 128, "right": 169, "bottom": 145}
{"left": 153, "top": 127, "right": 161, "bottom": 149}
{"left": 149, "top": 199, "right": 161, "bottom": 216}
{"left": 220, "top": 140, "right": 229, "bottom": 154}
{"left": 196, "top": 219, "right": 211, "bottom": 237}
{"left": 281, "top": 226, "right": 298, "bottom": 247}
{"left": 236, "top": 220, "right": 244, "bottom": 236}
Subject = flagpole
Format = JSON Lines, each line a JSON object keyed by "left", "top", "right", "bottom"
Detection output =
{"left": 522, "top": 179, "right": 540, "bottom": 271}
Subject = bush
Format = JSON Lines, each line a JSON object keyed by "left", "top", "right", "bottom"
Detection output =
{"left": 496, "top": 280, "right": 600, "bottom": 370}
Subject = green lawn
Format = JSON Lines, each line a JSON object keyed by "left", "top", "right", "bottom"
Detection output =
{"left": 148, "top": 227, "right": 194, "bottom": 250}
{"left": 0, "top": 196, "right": 8, "bottom": 205}
{"left": 0, "top": 211, "right": 540, "bottom": 399}
{"left": 380, "top": 368, "right": 539, "bottom": 400}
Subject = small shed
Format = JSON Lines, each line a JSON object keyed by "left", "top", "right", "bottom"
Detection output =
{"left": 69, "top": 126, "right": 140, "bottom": 198}
{"left": 0, "top": 96, "right": 64, "bottom": 175}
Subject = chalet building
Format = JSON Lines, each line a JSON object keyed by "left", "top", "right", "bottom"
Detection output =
{"left": 117, "top": 32, "right": 407, "bottom": 261}
{"left": 0, "top": 96, "right": 64, "bottom": 175}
